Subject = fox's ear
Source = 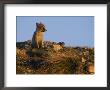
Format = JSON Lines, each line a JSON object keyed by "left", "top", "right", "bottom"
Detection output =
{"left": 36, "top": 23, "right": 39, "bottom": 26}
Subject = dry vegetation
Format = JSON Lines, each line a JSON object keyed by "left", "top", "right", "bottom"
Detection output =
{"left": 16, "top": 40, "right": 94, "bottom": 74}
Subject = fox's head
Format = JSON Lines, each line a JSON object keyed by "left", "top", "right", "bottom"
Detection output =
{"left": 36, "top": 22, "right": 47, "bottom": 32}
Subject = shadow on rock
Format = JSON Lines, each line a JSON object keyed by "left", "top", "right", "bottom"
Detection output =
{"left": 22, "top": 59, "right": 48, "bottom": 69}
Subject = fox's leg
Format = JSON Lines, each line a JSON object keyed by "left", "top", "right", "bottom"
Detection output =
{"left": 38, "top": 40, "right": 42, "bottom": 48}
{"left": 41, "top": 40, "right": 43, "bottom": 48}
{"left": 42, "top": 41, "right": 44, "bottom": 48}
{"left": 37, "top": 41, "right": 39, "bottom": 48}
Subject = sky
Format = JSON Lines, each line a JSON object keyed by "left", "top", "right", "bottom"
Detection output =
{"left": 16, "top": 16, "right": 94, "bottom": 47}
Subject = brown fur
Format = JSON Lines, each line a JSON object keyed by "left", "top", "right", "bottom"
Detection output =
{"left": 32, "top": 22, "right": 47, "bottom": 48}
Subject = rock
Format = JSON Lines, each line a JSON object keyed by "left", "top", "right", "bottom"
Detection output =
{"left": 16, "top": 48, "right": 29, "bottom": 60}
{"left": 82, "top": 57, "right": 86, "bottom": 63}
{"left": 88, "top": 64, "right": 94, "bottom": 74}
{"left": 52, "top": 44, "right": 63, "bottom": 51}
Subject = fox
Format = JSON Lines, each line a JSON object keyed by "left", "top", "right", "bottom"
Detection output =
{"left": 32, "top": 22, "right": 47, "bottom": 48}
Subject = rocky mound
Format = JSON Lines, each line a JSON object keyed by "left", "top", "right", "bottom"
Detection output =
{"left": 16, "top": 40, "right": 94, "bottom": 74}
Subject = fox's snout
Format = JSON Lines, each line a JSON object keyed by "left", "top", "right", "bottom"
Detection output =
{"left": 44, "top": 29, "right": 47, "bottom": 32}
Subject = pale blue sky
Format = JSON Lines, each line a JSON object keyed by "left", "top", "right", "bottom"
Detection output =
{"left": 16, "top": 16, "right": 94, "bottom": 47}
